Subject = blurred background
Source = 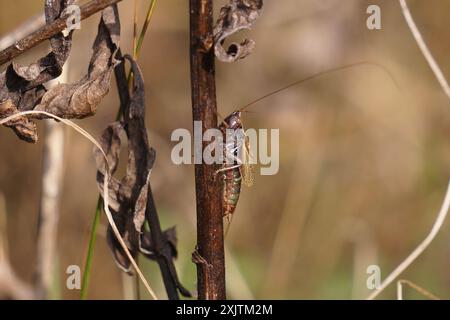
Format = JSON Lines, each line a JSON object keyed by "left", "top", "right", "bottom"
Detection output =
{"left": 1, "top": 0, "right": 450, "bottom": 299}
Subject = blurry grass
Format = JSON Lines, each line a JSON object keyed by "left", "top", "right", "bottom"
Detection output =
{"left": 49, "top": 259, "right": 62, "bottom": 300}
{"left": 231, "top": 251, "right": 265, "bottom": 298}
{"left": 319, "top": 266, "right": 353, "bottom": 300}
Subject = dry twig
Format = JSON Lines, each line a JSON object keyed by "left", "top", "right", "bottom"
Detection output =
{"left": 0, "top": 0, "right": 125, "bottom": 66}
{"left": 399, "top": 0, "right": 450, "bottom": 99}
{"left": 189, "top": 0, "right": 226, "bottom": 300}
{"left": 397, "top": 279, "right": 439, "bottom": 300}
{"left": 367, "top": 181, "right": 450, "bottom": 299}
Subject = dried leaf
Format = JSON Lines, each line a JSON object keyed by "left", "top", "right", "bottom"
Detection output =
{"left": 165, "top": 226, "right": 179, "bottom": 259}
{"left": 0, "top": 4, "right": 120, "bottom": 143}
{"left": 34, "top": 5, "right": 120, "bottom": 119}
{"left": 106, "top": 218, "right": 136, "bottom": 274}
{"left": 119, "top": 56, "right": 155, "bottom": 200}
{"left": 95, "top": 122, "right": 124, "bottom": 212}
{"left": 214, "top": 0, "right": 263, "bottom": 63}
{"left": 140, "top": 227, "right": 178, "bottom": 259}
{"left": 96, "top": 56, "right": 190, "bottom": 296}
{"left": 119, "top": 56, "right": 155, "bottom": 233}
{"left": 95, "top": 122, "right": 123, "bottom": 174}
{"left": 0, "top": 0, "right": 74, "bottom": 142}
{"left": 95, "top": 56, "right": 156, "bottom": 273}
{"left": 133, "top": 171, "right": 151, "bottom": 233}
{"left": 0, "top": 99, "right": 38, "bottom": 143}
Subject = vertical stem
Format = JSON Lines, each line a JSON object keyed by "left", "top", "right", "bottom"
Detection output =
{"left": 189, "top": 0, "right": 226, "bottom": 300}
{"left": 145, "top": 189, "right": 180, "bottom": 300}
{"left": 121, "top": 272, "right": 137, "bottom": 300}
{"left": 34, "top": 59, "right": 68, "bottom": 298}
{"left": 35, "top": 114, "right": 65, "bottom": 299}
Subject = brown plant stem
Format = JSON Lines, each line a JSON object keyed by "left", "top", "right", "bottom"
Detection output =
{"left": 145, "top": 188, "right": 181, "bottom": 300}
{"left": 189, "top": 0, "right": 226, "bottom": 300}
{"left": 0, "top": 0, "right": 124, "bottom": 66}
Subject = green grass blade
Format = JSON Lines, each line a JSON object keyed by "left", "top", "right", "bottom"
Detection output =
{"left": 80, "top": 198, "right": 102, "bottom": 300}
{"left": 135, "top": 0, "right": 157, "bottom": 58}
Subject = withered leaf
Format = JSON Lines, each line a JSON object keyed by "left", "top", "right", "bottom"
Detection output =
{"left": 106, "top": 211, "right": 135, "bottom": 274}
{"left": 34, "top": 5, "right": 121, "bottom": 119}
{"left": 97, "top": 56, "right": 191, "bottom": 296}
{"left": 0, "top": 4, "right": 120, "bottom": 143}
{"left": 140, "top": 226, "right": 178, "bottom": 259}
{"left": 94, "top": 122, "right": 124, "bottom": 212}
{"left": 133, "top": 171, "right": 151, "bottom": 234}
{"left": 0, "top": 0, "right": 74, "bottom": 142}
{"left": 95, "top": 55, "right": 156, "bottom": 273}
{"left": 95, "top": 122, "right": 123, "bottom": 175}
{"left": 0, "top": 99, "right": 38, "bottom": 143}
{"left": 119, "top": 56, "right": 155, "bottom": 237}
{"left": 214, "top": 0, "right": 263, "bottom": 63}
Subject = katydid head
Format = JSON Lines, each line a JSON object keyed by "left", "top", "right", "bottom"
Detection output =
{"left": 220, "top": 111, "right": 242, "bottom": 130}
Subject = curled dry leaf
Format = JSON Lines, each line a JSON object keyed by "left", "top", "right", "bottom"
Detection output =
{"left": 0, "top": 4, "right": 120, "bottom": 143}
{"left": 34, "top": 5, "right": 120, "bottom": 119}
{"left": 95, "top": 56, "right": 156, "bottom": 273}
{"left": 213, "top": 0, "right": 263, "bottom": 63}
{"left": 140, "top": 226, "right": 178, "bottom": 259}
{"left": 95, "top": 122, "right": 123, "bottom": 212}
{"left": 0, "top": 0, "right": 74, "bottom": 142}
{"left": 96, "top": 55, "right": 190, "bottom": 297}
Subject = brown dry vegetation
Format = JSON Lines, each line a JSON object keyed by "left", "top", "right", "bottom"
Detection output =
{"left": 1, "top": 0, "right": 450, "bottom": 299}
